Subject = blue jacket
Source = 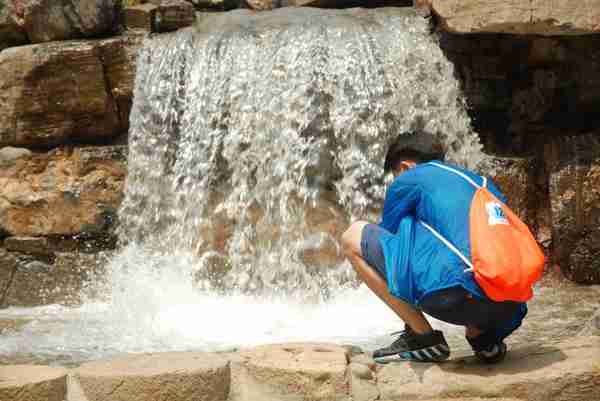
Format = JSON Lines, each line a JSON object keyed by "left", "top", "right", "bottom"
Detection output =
{"left": 378, "top": 161, "right": 526, "bottom": 343}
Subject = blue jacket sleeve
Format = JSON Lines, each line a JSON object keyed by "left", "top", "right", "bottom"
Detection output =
{"left": 379, "top": 178, "right": 421, "bottom": 234}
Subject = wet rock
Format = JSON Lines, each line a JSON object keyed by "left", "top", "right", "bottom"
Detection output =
{"left": 377, "top": 336, "right": 600, "bottom": 401}
{"left": 0, "top": 0, "right": 28, "bottom": 51}
{"left": 0, "top": 41, "right": 120, "bottom": 147}
{"left": 0, "top": 146, "right": 127, "bottom": 237}
{"left": 74, "top": 352, "right": 230, "bottom": 401}
{"left": 1, "top": 251, "right": 109, "bottom": 307}
{"left": 427, "top": 0, "right": 600, "bottom": 35}
{"left": 233, "top": 343, "right": 348, "bottom": 400}
{"left": 0, "top": 365, "right": 68, "bottom": 401}
{"left": 547, "top": 133, "right": 600, "bottom": 284}
{"left": 23, "top": 0, "right": 118, "bottom": 43}
{"left": 0, "top": 147, "right": 31, "bottom": 166}
{"left": 156, "top": 0, "right": 196, "bottom": 32}
{"left": 4, "top": 236, "right": 48, "bottom": 254}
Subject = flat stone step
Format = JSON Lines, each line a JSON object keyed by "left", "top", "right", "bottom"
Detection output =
{"left": 73, "top": 352, "right": 230, "bottom": 401}
{"left": 0, "top": 365, "right": 68, "bottom": 401}
{"left": 230, "top": 342, "right": 349, "bottom": 401}
{"left": 376, "top": 336, "right": 600, "bottom": 401}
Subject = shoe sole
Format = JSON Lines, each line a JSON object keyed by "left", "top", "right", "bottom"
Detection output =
{"left": 374, "top": 343, "right": 450, "bottom": 364}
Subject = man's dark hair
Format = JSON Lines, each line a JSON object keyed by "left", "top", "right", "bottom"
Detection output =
{"left": 384, "top": 132, "right": 445, "bottom": 173}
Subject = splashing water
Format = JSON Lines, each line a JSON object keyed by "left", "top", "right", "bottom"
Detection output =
{"left": 118, "top": 7, "right": 482, "bottom": 299}
{"left": 9, "top": 7, "right": 578, "bottom": 366}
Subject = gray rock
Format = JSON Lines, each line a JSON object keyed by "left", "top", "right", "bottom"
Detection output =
{"left": 0, "top": 147, "right": 31, "bottom": 166}
{"left": 23, "top": 0, "right": 118, "bottom": 43}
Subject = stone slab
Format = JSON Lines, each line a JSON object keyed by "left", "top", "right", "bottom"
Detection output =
{"left": 427, "top": 0, "right": 600, "bottom": 35}
{"left": 376, "top": 336, "right": 600, "bottom": 401}
{"left": 74, "top": 352, "right": 230, "bottom": 401}
{"left": 0, "top": 365, "right": 68, "bottom": 401}
{"left": 235, "top": 343, "right": 348, "bottom": 400}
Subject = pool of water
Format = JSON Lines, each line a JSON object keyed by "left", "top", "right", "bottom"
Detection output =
{"left": 0, "top": 272, "right": 597, "bottom": 367}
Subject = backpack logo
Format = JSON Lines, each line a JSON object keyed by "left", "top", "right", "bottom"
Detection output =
{"left": 485, "top": 202, "right": 509, "bottom": 226}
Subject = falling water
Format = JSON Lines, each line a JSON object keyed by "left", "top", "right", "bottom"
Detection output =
{"left": 117, "top": 7, "right": 482, "bottom": 300}
{"left": 12, "top": 7, "right": 589, "bottom": 365}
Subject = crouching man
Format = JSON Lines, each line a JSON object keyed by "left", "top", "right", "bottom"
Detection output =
{"left": 341, "top": 133, "right": 527, "bottom": 364}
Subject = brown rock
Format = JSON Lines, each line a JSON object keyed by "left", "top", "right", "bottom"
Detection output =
{"left": 484, "top": 156, "right": 536, "bottom": 226}
{"left": 376, "top": 336, "right": 600, "bottom": 401}
{"left": 0, "top": 0, "right": 28, "bottom": 51}
{"left": 0, "top": 146, "right": 127, "bottom": 237}
{"left": 156, "top": 0, "right": 196, "bottom": 32}
{"left": 429, "top": 0, "right": 600, "bottom": 35}
{"left": 246, "top": 0, "right": 278, "bottom": 10}
{"left": 547, "top": 133, "right": 600, "bottom": 284}
{"left": 124, "top": 3, "right": 159, "bottom": 31}
{"left": 0, "top": 248, "right": 17, "bottom": 306}
{"left": 0, "top": 365, "right": 68, "bottom": 401}
{"left": 99, "top": 35, "right": 145, "bottom": 134}
{"left": 23, "top": 0, "right": 118, "bottom": 43}
{"left": 0, "top": 41, "right": 120, "bottom": 147}
{"left": 74, "top": 352, "right": 230, "bottom": 401}
{"left": 235, "top": 343, "right": 348, "bottom": 400}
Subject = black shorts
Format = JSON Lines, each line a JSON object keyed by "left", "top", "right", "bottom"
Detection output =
{"left": 359, "top": 223, "right": 520, "bottom": 331}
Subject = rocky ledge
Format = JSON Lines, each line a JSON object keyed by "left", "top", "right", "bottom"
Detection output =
{"left": 1, "top": 337, "right": 599, "bottom": 401}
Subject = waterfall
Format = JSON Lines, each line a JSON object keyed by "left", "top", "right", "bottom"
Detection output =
{"left": 115, "top": 7, "right": 481, "bottom": 302}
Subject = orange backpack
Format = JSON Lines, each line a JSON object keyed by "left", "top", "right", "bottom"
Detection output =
{"left": 420, "top": 163, "right": 545, "bottom": 302}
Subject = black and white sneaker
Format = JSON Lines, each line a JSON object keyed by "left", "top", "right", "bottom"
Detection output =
{"left": 373, "top": 326, "right": 450, "bottom": 364}
{"left": 473, "top": 341, "right": 507, "bottom": 364}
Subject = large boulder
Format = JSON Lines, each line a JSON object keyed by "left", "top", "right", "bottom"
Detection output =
{"left": 0, "top": 0, "right": 28, "bottom": 51}
{"left": 426, "top": 0, "right": 600, "bottom": 35}
{"left": 22, "top": 0, "right": 118, "bottom": 43}
{"left": 0, "top": 41, "right": 119, "bottom": 147}
{"left": 0, "top": 146, "right": 127, "bottom": 237}
{"left": 547, "top": 133, "right": 600, "bottom": 284}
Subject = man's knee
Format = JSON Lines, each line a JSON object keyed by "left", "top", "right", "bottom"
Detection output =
{"left": 341, "top": 221, "right": 369, "bottom": 257}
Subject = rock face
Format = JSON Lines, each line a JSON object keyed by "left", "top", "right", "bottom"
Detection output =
{"left": 0, "top": 0, "right": 28, "bottom": 51}
{"left": 0, "top": 146, "right": 127, "bottom": 237}
{"left": 74, "top": 352, "right": 230, "bottom": 401}
{"left": 547, "top": 133, "right": 600, "bottom": 284}
{"left": 0, "top": 41, "right": 118, "bottom": 147}
{"left": 0, "top": 365, "right": 68, "bottom": 401}
{"left": 0, "top": 36, "right": 141, "bottom": 148}
{"left": 22, "top": 0, "right": 118, "bottom": 43}
{"left": 427, "top": 0, "right": 600, "bottom": 35}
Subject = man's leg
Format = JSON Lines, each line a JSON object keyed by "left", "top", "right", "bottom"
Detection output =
{"left": 341, "top": 221, "right": 433, "bottom": 334}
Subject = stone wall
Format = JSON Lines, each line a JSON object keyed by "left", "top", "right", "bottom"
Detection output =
{"left": 0, "top": 0, "right": 599, "bottom": 307}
